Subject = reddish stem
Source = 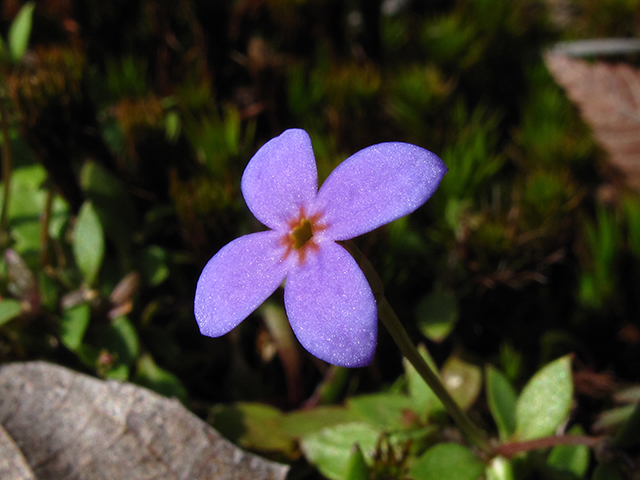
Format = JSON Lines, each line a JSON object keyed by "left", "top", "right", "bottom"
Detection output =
{"left": 495, "top": 435, "right": 604, "bottom": 458}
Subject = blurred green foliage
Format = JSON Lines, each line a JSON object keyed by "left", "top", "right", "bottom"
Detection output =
{"left": 0, "top": 0, "right": 640, "bottom": 478}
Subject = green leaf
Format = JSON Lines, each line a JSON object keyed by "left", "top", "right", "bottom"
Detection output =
{"left": 302, "top": 364, "right": 350, "bottom": 405}
{"left": 301, "top": 422, "right": 380, "bottom": 480}
{"left": 579, "top": 207, "right": 620, "bottom": 308}
{"left": 612, "top": 401, "right": 640, "bottom": 449}
{"left": 223, "top": 105, "right": 241, "bottom": 156}
{"left": 8, "top": 1, "right": 35, "bottom": 61}
{"left": 515, "top": 356, "right": 573, "bottom": 440}
{"left": 211, "top": 402, "right": 294, "bottom": 454}
{"left": 80, "top": 161, "right": 136, "bottom": 266}
{"left": 0, "top": 299, "right": 22, "bottom": 326}
{"left": 38, "top": 271, "right": 59, "bottom": 311}
{"left": 0, "top": 163, "right": 70, "bottom": 255}
{"left": 86, "top": 316, "right": 140, "bottom": 372}
{"left": 547, "top": 438, "right": 589, "bottom": 478}
{"left": 73, "top": 201, "right": 105, "bottom": 285}
{"left": 281, "top": 406, "right": 358, "bottom": 437}
{"left": 344, "top": 444, "right": 369, "bottom": 480}
{"left": 0, "top": 164, "right": 54, "bottom": 256}
{"left": 348, "top": 393, "right": 417, "bottom": 431}
{"left": 76, "top": 343, "right": 100, "bottom": 369}
{"left": 48, "top": 196, "right": 71, "bottom": 241}
{"left": 415, "top": 287, "right": 458, "bottom": 343}
{"left": 140, "top": 245, "right": 169, "bottom": 286}
{"left": 103, "top": 316, "right": 140, "bottom": 366}
{"left": 60, "top": 303, "right": 91, "bottom": 352}
{"left": 593, "top": 404, "right": 635, "bottom": 432}
{"left": 105, "top": 363, "right": 129, "bottom": 380}
{"left": 499, "top": 342, "right": 522, "bottom": 382}
{"left": 547, "top": 426, "right": 589, "bottom": 477}
{"left": 10, "top": 221, "right": 40, "bottom": 257}
{"left": 441, "top": 355, "right": 482, "bottom": 411}
{"left": 409, "top": 443, "right": 485, "bottom": 480}
{"left": 404, "top": 344, "right": 445, "bottom": 421}
{"left": 164, "top": 110, "right": 181, "bottom": 143}
{"left": 135, "top": 353, "right": 187, "bottom": 403}
{"left": 486, "top": 365, "right": 517, "bottom": 440}
{"left": 387, "top": 424, "right": 439, "bottom": 449}
{"left": 485, "top": 456, "right": 515, "bottom": 480}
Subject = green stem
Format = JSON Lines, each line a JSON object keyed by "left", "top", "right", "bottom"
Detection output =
{"left": 40, "top": 185, "right": 54, "bottom": 267}
{"left": 0, "top": 93, "right": 12, "bottom": 244}
{"left": 342, "top": 240, "right": 492, "bottom": 455}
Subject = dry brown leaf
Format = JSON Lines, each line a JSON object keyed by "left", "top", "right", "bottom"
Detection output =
{"left": 544, "top": 52, "right": 640, "bottom": 189}
{"left": 0, "top": 362, "right": 289, "bottom": 480}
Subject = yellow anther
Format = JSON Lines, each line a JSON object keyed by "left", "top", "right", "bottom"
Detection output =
{"left": 290, "top": 219, "right": 313, "bottom": 249}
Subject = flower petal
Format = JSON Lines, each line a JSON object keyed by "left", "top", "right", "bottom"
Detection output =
{"left": 195, "top": 231, "right": 291, "bottom": 337}
{"left": 242, "top": 129, "right": 318, "bottom": 230}
{"left": 313, "top": 143, "right": 447, "bottom": 240}
{"left": 284, "top": 241, "right": 377, "bottom": 367}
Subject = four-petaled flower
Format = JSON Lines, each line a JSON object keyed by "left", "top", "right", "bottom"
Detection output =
{"left": 194, "top": 129, "right": 446, "bottom": 367}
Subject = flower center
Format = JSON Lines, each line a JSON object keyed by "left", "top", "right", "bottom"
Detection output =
{"left": 290, "top": 218, "right": 314, "bottom": 249}
{"left": 281, "top": 208, "right": 328, "bottom": 265}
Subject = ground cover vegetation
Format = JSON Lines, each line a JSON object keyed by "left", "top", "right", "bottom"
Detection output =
{"left": 1, "top": 0, "right": 640, "bottom": 478}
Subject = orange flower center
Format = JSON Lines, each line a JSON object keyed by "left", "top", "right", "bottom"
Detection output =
{"left": 282, "top": 208, "right": 327, "bottom": 264}
{"left": 290, "top": 218, "right": 314, "bottom": 249}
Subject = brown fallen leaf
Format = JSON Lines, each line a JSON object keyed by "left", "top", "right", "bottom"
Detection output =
{"left": 0, "top": 362, "right": 289, "bottom": 480}
{"left": 544, "top": 52, "right": 640, "bottom": 189}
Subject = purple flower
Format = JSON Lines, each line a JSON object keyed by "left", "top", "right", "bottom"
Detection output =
{"left": 194, "top": 129, "right": 446, "bottom": 367}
